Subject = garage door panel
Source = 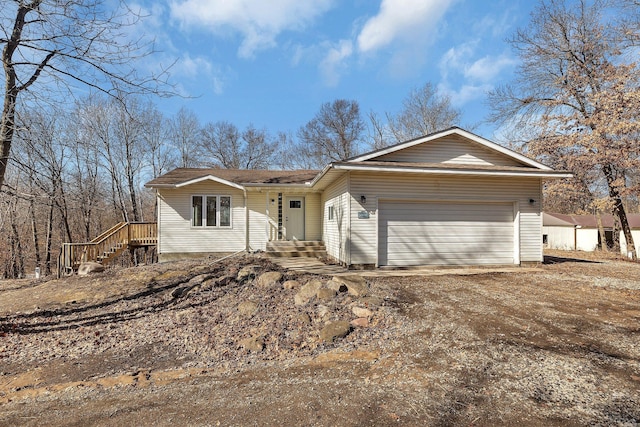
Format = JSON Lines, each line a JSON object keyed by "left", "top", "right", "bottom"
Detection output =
{"left": 379, "top": 201, "right": 515, "bottom": 266}
{"left": 383, "top": 225, "right": 514, "bottom": 236}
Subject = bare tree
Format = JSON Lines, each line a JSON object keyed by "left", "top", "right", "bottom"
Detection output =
{"left": 488, "top": 0, "right": 640, "bottom": 258}
{"left": 199, "top": 121, "right": 242, "bottom": 169}
{"left": 170, "top": 107, "right": 201, "bottom": 168}
{"left": 367, "top": 111, "right": 393, "bottom": 150}
{"left": 297, "top": 99, "right": 365, "bottom": 167}
{"left": 240, "top": 125, "right": 277, "bottom": 169}
{"left": 199, "top": 122, "right": 277, "bottom": 169}
{"left": 140, "top": 104, "right": 175, "bottom": 179}
{"left": 386, "top": 83, "right": 461, "bottom": 144}
{"left": 0, "top": 0, "right": 171, "bottom": 190}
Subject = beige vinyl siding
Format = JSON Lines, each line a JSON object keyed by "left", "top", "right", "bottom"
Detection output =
{"left": 322, "top": 173, "right": 349, "bottom": 263}
{"left": 349, "top": 172, "right": 542, "bottom": 265}
{"left": 373, "top": 135, "right": 524, "bottom": 167}
{"left": 247, "top": 192, "right": 269, "bottom": 251}
{"left": 304, "top": 193, "right": 322, "bottom": 241}
{"left": 158, "top": 181, "right": 246, "bottom": 254}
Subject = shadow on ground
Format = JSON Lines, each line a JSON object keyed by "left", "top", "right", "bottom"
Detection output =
{"left": 543, "top": 255, "right": 600, "bottom": 264}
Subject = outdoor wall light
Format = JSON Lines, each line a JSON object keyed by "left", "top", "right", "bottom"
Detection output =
{"left": 360, "top": 195, "right": 367, "bottom": 204}
{"left": 529, "top": 198, "right": 536, "bottom": 204}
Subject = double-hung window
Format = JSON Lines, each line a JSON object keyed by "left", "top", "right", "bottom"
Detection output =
{"left": 192, "top": 195, "right": 232, "bottom": 227}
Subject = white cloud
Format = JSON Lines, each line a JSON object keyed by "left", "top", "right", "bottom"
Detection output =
{"left": 465, "top": 55, "right": 517, "bottom": 82}
{"left": 357, "top": 0, "right": 456, "bottom": 53}
{"left": 319, "top": 39, "right": 354, "bottom": 87}
{"left": 439, "top": 42, "right": 475, "bottom": 80}
{"left": 438, "top": 42, "right": 517, "bottom": 106}
{"left": 439, "top": 82, "right": 492, "bottom": 107}
{"left": 173, "top": 54, "right": 227, "bottom": 95}
{"left": 170, "top": 0, "right": 334, "bottom": 58}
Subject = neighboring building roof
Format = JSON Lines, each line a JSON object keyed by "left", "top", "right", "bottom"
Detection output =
{"left": 145, "top": 168, "right": 320, "bottom": 188}
{"left": 544, "top": 212, "right": 640, "bottom": 228}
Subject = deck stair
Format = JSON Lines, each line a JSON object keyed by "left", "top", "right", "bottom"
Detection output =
{"left": 58, "top": 222, "right": 157, "bottom": 277}
{"left": 266, "top": 241, "right": 327, "bottom": 258}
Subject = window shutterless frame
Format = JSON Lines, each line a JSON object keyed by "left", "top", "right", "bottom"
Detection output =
{"left": 191, "top": 195, "right": 232, "bottom": 228}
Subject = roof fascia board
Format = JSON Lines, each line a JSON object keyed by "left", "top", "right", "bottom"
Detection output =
{"left": 242, "top": 183, "right": 312, "bottom": 188}
{"left": 174, "top": 175, "right": 245, "bottom": 190}
{"left": 333, "top": 163, "right": 572, "bottom": 179}
{"left": 308, "top": 163, "right": 334, "bottom": 187}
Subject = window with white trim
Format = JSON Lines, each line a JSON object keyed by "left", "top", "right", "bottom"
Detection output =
{"left": 192, "top": 195, "right": 232, "bottom": 227}
{"left": 328, "top": 205, "right": 335, "bottom": 221}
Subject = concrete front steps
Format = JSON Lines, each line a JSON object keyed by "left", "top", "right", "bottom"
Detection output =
{"left": 266, "top": 241, "right": 327, "bottom": 258}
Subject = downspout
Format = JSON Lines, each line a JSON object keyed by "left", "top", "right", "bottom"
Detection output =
{"left": 265, "top": 191, "right": 270, "bottom": 244}
{"left": 244, "top": 188, "right": 249, "bottom": 252}
{"left": 347, "top": 171, "right": 351, "bottom": 267}
{"left": 156, "top": 190, "right": 162, "bottom": 257}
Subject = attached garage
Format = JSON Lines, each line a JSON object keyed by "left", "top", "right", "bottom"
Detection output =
{"left": 378, "top": 200, "right": 516, "bottom": 266}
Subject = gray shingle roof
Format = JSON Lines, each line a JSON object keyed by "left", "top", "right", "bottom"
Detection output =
{"left": 145, "top": 168, "right": 320, "bottom": 187}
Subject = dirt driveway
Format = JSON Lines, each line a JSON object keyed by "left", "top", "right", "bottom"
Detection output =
{"left": 0, "top": 252, "right": 639, "bottom": 426}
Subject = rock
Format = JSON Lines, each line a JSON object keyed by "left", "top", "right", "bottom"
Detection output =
{"left": 185, "top": 285, "right": 201, "bottom": 296}
{"left": 352, "top": 306, "right": 373, "bottom": 318}
{"left": 77, "top": 262, "right": 104, "bottom": 276}
{"left": 332, "top": 275, "right": 368, "bottom": 297}
{"left": 239, "top": 336, "right": 264, "bottom": 352}
{"left": 350, "top": 317, "right": 370, "bottom": 328}
{"left": 283, "top": 280, "right": 301, "bottom": 290}
{"left": 326, "top": 280, "right": 348, "bottom": 293}
{"left": 317, "top": 305, "right": 330, "bottom": 319}
{"left": 213, "top": 275, "right": 235, "bottom": 287}
{"left": 257, "top": 271, "right": 283, "bottom": 287}
{"left": 237, "top": 301, "right": 258, "bottom": 316}
{"left": 360, "top": 296, "right": 384, "bottom": 307}
{"left": 317, "top": 288, "right": 337, "bottom": 302}
{"left": 237, "top": 265, "right": 260, "bottom": 282}
{"left": 319, "top": 321, "right": 352, "bottom": 342}
{"left": 296, "top": 313, "right": 312, "bottom": 325}
{"left": 171, "top": 286, "right": 190, "bottom": 298}
{"left": 188, "top": 273, "right": 213, "bottom": 286}
{"left": 294, "top": 279, "right": 323, "bottom": 306}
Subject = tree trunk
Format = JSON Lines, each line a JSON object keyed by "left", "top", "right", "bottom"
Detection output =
{"left": 0, "top": 90, "right": 17, "bottom": 190}
{"left": 595, "top": 212, "right": 608, "bottom": 251}
{"left": 30, "top": 197, "right": 41, "bottom": 269}
{"left": 603, "top": 164, "right": 636, "bottom": 260}
{"left": 9, "top": 197, "right": 24, "bottom": 278}
{"left": 44, "top": 201, "right": 54, "bottom": 275}
{"left": 127, "top": 171, "right": 140, "bottom": 221}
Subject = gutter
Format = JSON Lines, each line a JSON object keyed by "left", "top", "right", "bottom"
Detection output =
{"left": 331, "top": 163, "right": 573, "bottom": 179}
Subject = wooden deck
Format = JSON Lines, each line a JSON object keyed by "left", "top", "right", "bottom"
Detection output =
{"left": 57, "top": 222, "right": 157, "bottom": 277}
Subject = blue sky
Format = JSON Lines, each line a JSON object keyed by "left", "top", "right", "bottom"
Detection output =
{"left": 137, "top": 0, "right": 537, "bottom": 141}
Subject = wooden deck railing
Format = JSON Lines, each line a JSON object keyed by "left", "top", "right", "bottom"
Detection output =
{"left": 57, "top": 222, "right": 157, "bottom": 277}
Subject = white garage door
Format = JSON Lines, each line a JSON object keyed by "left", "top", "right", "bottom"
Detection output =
{"left": 378, "top": 200, "right": 515, "bottom": 266}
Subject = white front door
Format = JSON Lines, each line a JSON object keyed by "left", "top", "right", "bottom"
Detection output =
{"left": 285, "top": 196, "right": 305, "bottom": 240}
